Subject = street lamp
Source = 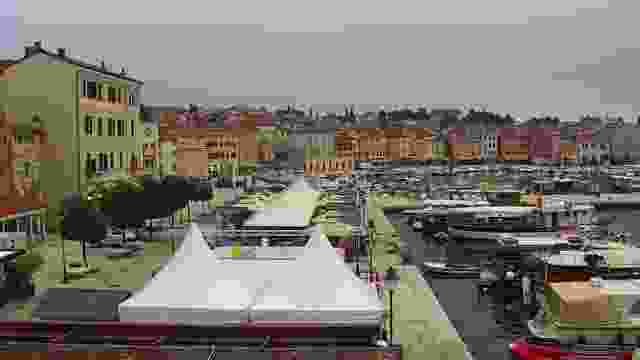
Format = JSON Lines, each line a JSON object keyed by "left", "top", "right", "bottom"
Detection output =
{"left": 383, "top": 266, "right": 400, "bottom": 345}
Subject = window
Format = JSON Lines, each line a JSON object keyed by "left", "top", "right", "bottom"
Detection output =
{"left": 130, "top": 120, "right": 135, "bottom": 137}
{"left": 97, "top": 84, "right": 103, "bottom": 100}
{"left": 87, "top": 81, "right": 97, "bottom": 99}
{"left": 81, "top": 80, "right": 87, "bottom": 97}
{"left": 85, "top": 115, "right": 94, "bottom": 135}
{"left": 97, "top": 117, "right": 103, "bottom": 136}
{"left": 109, "top": 152, "right": 114, "bottom": 168}
{"left": 129, "top": 92, "right": 135, "bottom": 106}
{"left": 117, "top": 120, "right": 124, "bottom": 136}
{"left": 108, "top": 87, "right": 116, "bottom": 103}
{"left": 98, "top": 153, "right": 106, "bottom": 170}
{"left": 108, "top": 118, "right": 115, "bottom": 136}
{"left": 119, "top": 152, "right": 124, "bottom": 168}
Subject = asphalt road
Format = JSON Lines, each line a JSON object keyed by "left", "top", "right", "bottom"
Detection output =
{"left": 386, "top": 213, "right": 520, "bottom": 360}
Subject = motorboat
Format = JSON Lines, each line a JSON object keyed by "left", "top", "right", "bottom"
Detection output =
{"left": 509, "top": 256, "right": 640, "bottom": 360}
{"left": 402, "top": 199, "right": 491, "bottom": 233}
{"left": 447, "top": 202, "right": 596, "bottom": 243}
{"left": 447, "top": 187, "right": 524, "bottom": 206}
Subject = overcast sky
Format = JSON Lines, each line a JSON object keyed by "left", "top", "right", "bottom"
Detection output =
{"left": 3, "top": 0, "right": 640, "bottom": 121}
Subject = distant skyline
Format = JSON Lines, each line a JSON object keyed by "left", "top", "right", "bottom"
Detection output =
{"left": 3, "top": 0, "right": 640, "bottom": 122}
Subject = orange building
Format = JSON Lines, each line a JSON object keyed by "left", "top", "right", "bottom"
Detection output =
{"left": 0, "top": 111, "right": 62, "bottom": 211}
{"left": 559, "top": 143, "right": 577, "bottom": 162}
{"left": 449, "top": 143, "right": 481, "bottom": 161}
{"left": 175, "top": 137, "right": 208, "bottom": 177}
{"left": 304, "top": 158, "right": 354, "bottom": 177}
{"left": 159, "top": 111, "right": 273, "bottom": 175}
{"left": 498, "top": 143, "right": 530, "bottom": 161}
{"left": 497, "top": 127, "right": 530, "bottom": 162}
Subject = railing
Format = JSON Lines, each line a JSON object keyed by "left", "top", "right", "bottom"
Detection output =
{"left": 206, "top": 229, "right": 313, "bottom": 238}
{"left": 0, "top": 320, "right": 404, "bottom": 357}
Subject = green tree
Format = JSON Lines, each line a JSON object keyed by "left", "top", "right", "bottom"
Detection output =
{"left": 61, "top": 205, "right": 108, "bottom": 268}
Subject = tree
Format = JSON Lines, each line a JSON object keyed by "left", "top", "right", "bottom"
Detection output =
{"left": 60, "top": 205, "right": 108, "bottom": 268}
{"left": 137, "top": 175, "right": 169, "bottom": 239}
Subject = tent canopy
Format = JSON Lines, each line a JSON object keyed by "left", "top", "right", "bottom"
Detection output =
{"left": 118, "top": 223, "right": 383, "bottom": 326}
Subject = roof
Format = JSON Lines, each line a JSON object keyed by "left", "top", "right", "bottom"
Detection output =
{"left": 14, "top": 45, "right": 143, "bottom": 84}
{"left": 118, "top": 223, "right": 383, "bottom": 326}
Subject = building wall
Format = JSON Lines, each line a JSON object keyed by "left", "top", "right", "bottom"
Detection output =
{"left": 175, "top": 137, "right": 208, "bottom": 177}
{"left": 142, "top": 122, "right": 160, "bottom": 174}
{"left": 304, "top": 158, "right": 353, "bottom": 177}
{"left": 159, "top": 141, "right": 177, "bottom": 175}
{"left": 449, "top": 143, "right": 481, "bottom": 161}
{"left": 559, "top": 143, "right": 577, "bottom": 162}
{"left": 2, "top": 61, "right": 76, "bottom": 219}
{"left": 528, "top": 127, "right": 560, "bottom": 163}
{"left": 0, "top": 114, "right": 52, "bottom": 210}
{"left": 497, "top": 127, "right": 529, "bottom": 161}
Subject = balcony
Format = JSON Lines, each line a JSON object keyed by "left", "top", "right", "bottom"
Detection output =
{"left": 12, "top": 144, "right": 39, "bottom": 161}
{"left": 79, "top": 97, "right": 128, "bottom": 114}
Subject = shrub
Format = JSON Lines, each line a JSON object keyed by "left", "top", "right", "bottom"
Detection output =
{"left": 14, "top": 252, "right": 45, "bottom": 274}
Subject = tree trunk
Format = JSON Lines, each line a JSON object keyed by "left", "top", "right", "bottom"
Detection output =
{"left": 81, "top": 240, "right": 88, "bottom": 268}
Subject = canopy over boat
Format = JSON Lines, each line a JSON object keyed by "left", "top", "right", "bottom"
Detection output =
{"left": 544, "top": 279, "right": 640, "bottom": 336}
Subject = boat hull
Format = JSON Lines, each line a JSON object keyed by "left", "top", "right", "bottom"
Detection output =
{"left": 422, "top": 261, "right": 480, "bottom": 278}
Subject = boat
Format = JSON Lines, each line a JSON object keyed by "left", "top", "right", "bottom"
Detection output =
{"left": 402, "top": 199, "right": 490, "bottom": 232}
{"left": 526, "top": 177, "right": 592, "bottom": 195}
{"left": 447, "top": 202, "right": 596, "bottom": 243}
{"left": 509, "top": 256, "right": 640, "bottom": 360}
{"left": 423, "top": 202, "right": 596, "bottom": 279}
{"left": 447, "top": 187, "right": 524, "bottom": 206}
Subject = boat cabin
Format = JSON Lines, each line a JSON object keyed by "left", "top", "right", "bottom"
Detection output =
{"left": 447, "top": 187, "right": 522, "bottom": 206}
{"left": 403, "top": 200, "right": 490, "bottom": 233}
{"left": 446, "top": 203, "right": 595, "bottom": 233}
{"left": 527, "top": 178, "right": 588, "bottom": 194}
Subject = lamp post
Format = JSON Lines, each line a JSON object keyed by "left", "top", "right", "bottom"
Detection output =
{"left": 384, "top": 266, "right": 400, "bottom": 345}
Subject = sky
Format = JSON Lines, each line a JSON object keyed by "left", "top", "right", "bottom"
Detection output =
{"left": 2, "top": 0, "right": 640, "bottom": 121}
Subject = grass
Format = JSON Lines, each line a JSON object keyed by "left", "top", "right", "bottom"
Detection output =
{"left": 368, "top": 195, "right": 470, "bottom": 360}
{"left": 11, "top": 234, "right": 174, "bottom": 320}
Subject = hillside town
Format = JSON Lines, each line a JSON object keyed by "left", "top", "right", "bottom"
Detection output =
{"left": 5, "top": 41, "right": 640, "bottom": 360}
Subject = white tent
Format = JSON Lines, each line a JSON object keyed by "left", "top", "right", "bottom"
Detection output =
{"left": 119, "top": 224, "right": 383, "bottom": 326}
{"left": 251, "top": 230, "right": 383, "bottom": 324}
{"left": 118, "top": 223, "right": 287, "bottom": 325}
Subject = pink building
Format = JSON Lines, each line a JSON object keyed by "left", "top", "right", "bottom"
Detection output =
{"left": 447, "top": 127, "right": 466, "bottom": 145}
{"left": 496, "top": 127, "right": 529, "bottom": 144}
{"left": 176, "top": 111, "right": 208, "bottom": 128}
{"left": 576, "top": 127, "right": 593, "bottom": 145}
{"left": 528, "top": 127, "right": 560, "bottom": 162}
{"left": 224, "top": 111, "right": 273, "bottom": 128}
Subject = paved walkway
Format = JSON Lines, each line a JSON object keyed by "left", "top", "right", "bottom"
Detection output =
{"left": 387, "top": 213, "right": 518, "bottom": 360}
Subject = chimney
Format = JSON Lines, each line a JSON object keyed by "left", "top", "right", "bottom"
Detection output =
{"left": 24, "top": 41, "right": 42, "bottom": 57}
{"left": 57, "top": 48, "right": 66, "bottom": 57}
{"left": 120, "top": 67, "right": 127, "bottom": 76}
{"left": 100, "top": 60, "right": 106, "bottom": 70}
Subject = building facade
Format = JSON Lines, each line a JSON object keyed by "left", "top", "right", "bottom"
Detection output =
{"left": 528, "top": 127, "right": 560, "bottom": 165}
{"left": 1, "top": 41, "right": 144, "bottom": 222}
{"left": 0, "top": 111, "right": 61, "bottom": 211}
{"left": 496, "top": 127, "right": 529, "bottom": 162}
{"left": 141, "top": 120, "right": 160, "bottom": 175}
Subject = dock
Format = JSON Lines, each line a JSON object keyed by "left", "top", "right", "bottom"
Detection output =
{"left": 542, "top": 193, "right": 640, "bottom": 208}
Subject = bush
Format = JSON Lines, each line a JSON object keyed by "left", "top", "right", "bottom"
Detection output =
{"left": 14, "top": 252, "right": 45, "bottom": 274}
